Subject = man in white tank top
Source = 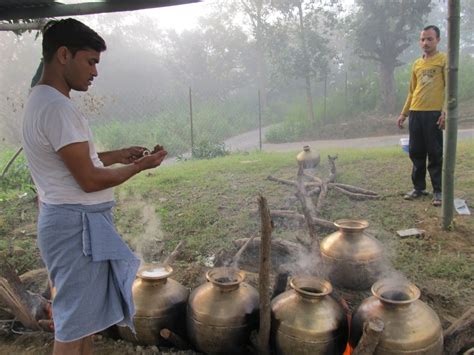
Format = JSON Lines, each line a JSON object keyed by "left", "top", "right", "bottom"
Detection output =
{"left": 22, "top": 19, "right": 167, "bottom": 354}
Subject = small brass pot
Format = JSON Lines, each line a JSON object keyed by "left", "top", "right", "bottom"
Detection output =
{"left": 320, "top": 219, "right": 383, "bottom": 290}
{"left": 118, "top": 264, "right": 189, "bottom": 345}
{"left": 296, "top": 145, "right": 320, "bottom": 169}
{"left": 350, "top": 278, "right": 443, "bottom": 354}
{"left": 186, "top": 267, "right": 259, "bottom": 354}
{"left": 271, "top": 276, "right": 348, "bottom": 354}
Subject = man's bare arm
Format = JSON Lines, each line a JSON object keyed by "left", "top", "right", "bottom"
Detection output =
{"left": 58, "top": 142, "right": 167, "bottom": 192}
{"left": 98, "top": 146, "right": 146, "bottom": 166}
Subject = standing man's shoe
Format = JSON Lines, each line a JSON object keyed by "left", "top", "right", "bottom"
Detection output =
{"left": 404, "top": 189, "right": 429, "bottom": 200}
{"left": 432, "top": 192, "right": 442, "bottom": 206}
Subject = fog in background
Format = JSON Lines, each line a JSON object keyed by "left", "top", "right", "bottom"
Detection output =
{"left": 1, "top": 0, "right": 473, "bottom": 155}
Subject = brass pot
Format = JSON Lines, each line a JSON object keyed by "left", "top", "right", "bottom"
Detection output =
{"left": 320, "top": 219, "right": 383, "bottom": 290}
{"left": 118, "top": 264, "right": 189, "bottom": 345}
{"left": 350, "top": 278, "right": 443, "bottom": 354}
{"left": 186, "top": 267, "right": 259, "bottom": 354}
{"left": 271, "top": 276, "right": 348, "bottom": 354}
{"left": 296, "top": 145, "right": 320, "bottom": 169}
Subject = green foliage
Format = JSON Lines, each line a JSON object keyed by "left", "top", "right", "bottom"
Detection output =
{"left": 266, "top": 55, "right": 474, "bottom": 143}
{"left": 0, "top": 152, "right": 35, "bottom": 197}
{"left": 190, "top": 140, "right": 230, "bottom": 160}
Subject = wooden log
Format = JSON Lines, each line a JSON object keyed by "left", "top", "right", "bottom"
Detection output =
{"left": 257, "top": 195, "right": 272, "bottom": 355}
{"left": 267, "top": 175, "right": 296, "bottom": 187}
{"left": 443, "top": 307, "right": 474, "bottom": 355}
{"left": 352, "top": 318, "right": 385, "bottom": 355}
{"left": 327, "top": 155, "right": 338, "bottom": 183}
{"left": 163, "top": 240, "right": 185, "bottom": 266}
{"left": 267, "top": 175, "right": 320, "bottom": 188}
{"left": 329, "top": 182, "right": 378, "bottom": 196}
{"left": 231, "top": 234, "right": 257, "bottom": 267}
{"left": 315, "top": 182, "right": 328, "bottom": 214}
{"left": 330, "top": 185, "right": 380, "bottom": 200}
{"left": 295, "top": 172, "right": 320, "bottom": 252}
{"left": 160, "top": 328, "right": 190, "bottom": 349}
{"left": 0, "top": 263, "right": 49, "bottom": 330}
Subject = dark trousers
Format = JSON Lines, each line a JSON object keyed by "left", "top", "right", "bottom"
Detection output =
{"left": 408, "top": 111, "right": 443, "bottom": 193}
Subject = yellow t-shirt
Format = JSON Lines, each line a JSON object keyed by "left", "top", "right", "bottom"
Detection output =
{"left": 401, "top": 52, "right": 446, "bottom": 116}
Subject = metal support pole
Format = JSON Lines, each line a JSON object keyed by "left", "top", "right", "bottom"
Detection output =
{"left": 442, "top": 0, "right": 460, "bottom": 229}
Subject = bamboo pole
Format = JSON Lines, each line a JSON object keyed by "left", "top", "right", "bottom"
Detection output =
{"left": 442, "top": 0, "right": 460, "bottom": 230}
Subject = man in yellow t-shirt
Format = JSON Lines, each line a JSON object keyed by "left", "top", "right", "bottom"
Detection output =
{"left": 397, "top": 25, "right": 446, "bottom": 207}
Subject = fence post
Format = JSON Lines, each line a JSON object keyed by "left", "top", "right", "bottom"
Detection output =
{"left": 345, "top": 71, "right": 348, "bottom": 116}
{"left": 324, "top": 75, "right": 327, "bottom": 123}
{"left": 189, "top": 87, "right": 194, "bottom": 156}
{"left": 258, "top": 90, "right": 262, "bottom": 151}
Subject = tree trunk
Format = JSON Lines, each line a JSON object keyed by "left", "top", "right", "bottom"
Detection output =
{"left": 297, "top": 2, "right": 316, "bottom": 124}
{"left": 255, "top": 0, "right": 268, "bottom": 109}
{"left": 379, "top": 62, "right": 396, "bottom": 114}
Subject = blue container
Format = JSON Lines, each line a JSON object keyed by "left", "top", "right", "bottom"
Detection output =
{"left": 400, "top": 138, "right": 409, "bottom": 153}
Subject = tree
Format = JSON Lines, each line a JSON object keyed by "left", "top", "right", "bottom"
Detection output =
{"left": 269, "top": 0, "right": 337, "bottom": 124}
{"left": 237, "top": 0, "right": 272, "bottom": 108}
{"left": 350, "top": 0, "right": 432, "bottom": 113}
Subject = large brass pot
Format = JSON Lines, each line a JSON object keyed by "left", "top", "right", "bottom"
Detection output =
{"left": 118, "top": 264, "right": 189, "bottom": 345}
{"left": 320, "top": 219, "right": 383, "bottom": 290}
{"left": 186, "top": 267, "right": 259, "bottom": 354}
{"left": 350, "top": 278, "right": 443, "bottom": 354}
{"left": 271, "top": 276, "right": 348, "bottom": 354}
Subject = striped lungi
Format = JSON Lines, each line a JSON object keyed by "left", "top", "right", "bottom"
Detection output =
{"left": 37, "top": 201, "right": 140, "bottom": 342}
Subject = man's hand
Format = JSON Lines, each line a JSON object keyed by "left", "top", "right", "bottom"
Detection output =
{"left": 134, "top": 149, "right": 168, "bottom": 171}
{"left": 437, "top": 112, "right": 446, "bottom": 129}
{"left": 118, "top": 146, "right": 147, "bottom": 164}
{"left": 397, "top": 114, "right": 407, "bottom": 129}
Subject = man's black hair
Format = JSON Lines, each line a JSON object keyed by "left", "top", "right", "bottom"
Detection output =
{"left": 423, "top": 25, "right": 440, "bottom": 38}
{"left": 42, "top": 18, "right": 106, "bottom": 63}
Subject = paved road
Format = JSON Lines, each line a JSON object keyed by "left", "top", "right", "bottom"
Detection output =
{"left": 164, "top": 127, "right": 474, "bottom": 165}
{"left": 225, "top": 127, "right": 474, "bottom": 153}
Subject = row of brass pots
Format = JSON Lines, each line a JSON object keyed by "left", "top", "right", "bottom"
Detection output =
{"left": 118, "top": 264, "right": 443, "bottom": 354}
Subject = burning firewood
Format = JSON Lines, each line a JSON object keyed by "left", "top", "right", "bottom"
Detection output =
{"left": 160, "top": 328, "right": 190, "bottom": 350}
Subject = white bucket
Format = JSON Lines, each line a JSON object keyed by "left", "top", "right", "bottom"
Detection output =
{"left": 399, "top": 137, "right": 409, "bottom": 153}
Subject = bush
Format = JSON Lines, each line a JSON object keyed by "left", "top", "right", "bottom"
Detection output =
{"left": 0, "top": 153, "right": 34, "bottom": 194}
{"left": 191, "top": 140, "right": 230, "bottom": 160}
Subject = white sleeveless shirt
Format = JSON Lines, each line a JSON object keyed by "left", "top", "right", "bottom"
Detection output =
{"left": 22, "top": 85, "right": 114, "bottom": 205}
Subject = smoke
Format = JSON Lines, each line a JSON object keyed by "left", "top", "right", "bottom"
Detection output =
{"left": 125, "top": 201, "right": 165, "bottom": 267}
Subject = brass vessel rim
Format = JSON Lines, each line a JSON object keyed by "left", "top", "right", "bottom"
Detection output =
{"left": 206, "top": 267, "right": 245, "bottom": 287}
{"left": 137, "top": 263, "right": 173, "bottom": 280}
{"left": 290, "top": 276, "right": 332, "bottom": 298}
{"left": 371, "top": 278, "right": 421, "bottom": 305}
{"left": 334, "top": 219, "right": 369, "bottom": 231}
